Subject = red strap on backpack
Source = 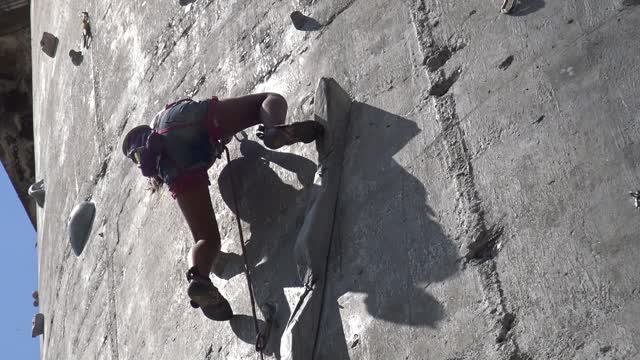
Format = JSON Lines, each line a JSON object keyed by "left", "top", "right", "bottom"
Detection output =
{"left": 164, "top": 98, "right": 192, "bottom": 110}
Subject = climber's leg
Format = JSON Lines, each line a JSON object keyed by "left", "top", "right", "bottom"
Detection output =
{"left": 213, "top": 93, "right": 323, "bottom": 149}
{"left": 175, "top": 179, "right": 233, "bottom": 321}
{"left": 214, "top": 93, "right": 287, "bottom": 138}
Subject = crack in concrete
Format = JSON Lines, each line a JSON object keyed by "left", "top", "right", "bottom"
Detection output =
{"left": 92, "top": 150, "right": 112, "bottom": 186}
{"left": 466, "top": 224, "right": 504, "bottom": 262}
{"left": 411, "top": 1, "right": 529, "bottom": 358}
{"left": 434, "top": 84, "right": 528, "bottom": 360}
{"left": 172, "top": 63, "right": 197, "bottom": 92}
{"left": 477, "top": 261, "right": 530, "bottom": 359}
{"left": 323, "top": 0, "right": 358, "bottom": 28}
{"left": 411, "top": 0, "right": 466, "bottom": 73}
{"left": 107, "top": 249, "right": 120, "bottom": 360}
{"left": 425, "top": 45, "right": 453, "bottom": 72}
{"left": 255, "top": 53, "right": 291, "bottom": 85}
{"left": 116, "top": 103, "right": 137, "bottom": 138}
{"left": 101, "top": 2, "right": 113, "bottom": 21}
{"left": 308, "top": 0, "right": 360, "bottom": 41}
{"left": 85, "top": 39, "right": 117, "bottom": 200}
{"left": 186, "top": 74, "right": 207, "bottom": 98}
{"left": 103, "top": 188, "right": 131, "bottom": 360}
{"left": 411, "top": 1, "right": 465, "bottom": 97}
{"left": 144, "top": 1, "right": 214, "bottom": 83}
{"left": 89, "top": 55, "right": 105, "bottom": 143}
{"left": 431, "top": 95, "right": 494, "bottom": 258}
{"left": 429, "top": 66, "right": 462, "bottom": 97}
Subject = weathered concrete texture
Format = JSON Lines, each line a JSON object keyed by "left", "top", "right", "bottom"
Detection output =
{"left": 33, "top": 0, "right": 640, "bottom": 359}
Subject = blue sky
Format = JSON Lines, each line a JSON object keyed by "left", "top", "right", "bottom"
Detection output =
{"left": 0, "top": 164, "right": 40, "bottom": 359}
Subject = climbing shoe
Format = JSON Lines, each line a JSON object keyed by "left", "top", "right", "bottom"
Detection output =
{"left": 186, "top": 267, "right": 233, "bottom": 321}
{"left": 256, "top": 121, "right": 324, "bottom": 150}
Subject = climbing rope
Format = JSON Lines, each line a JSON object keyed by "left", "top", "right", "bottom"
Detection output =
{"left": 223, "top": 146, "right": 265, "bottom": 360}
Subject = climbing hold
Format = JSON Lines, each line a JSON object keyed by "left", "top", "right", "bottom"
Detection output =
{"left": 28, "top": 179, "right": 45, "bottom": 208}
{"left": 290, "top": 11, "right": 321, "bottom": 31}
{"left": 68, "top": 49, "right": 83, "bottom": 66}
{"left": 350, "top": 334, "right": 360, "bottom": 348}
{"left": 68, "top": 201, "right": 96, "bottom": 256}
{"left": 40, "top": 32, "right": 59, "bottom": 58}
{"left": 498, "top": 55, "right": 514, "bottom": 70}
{"left": 290, "top": 11, "right": 307, "bottom": 29}
{"left": 32, "top": 313, "right": 44, "bottom": 338}
{"left": 630, "top": 191, "right": 640, "bottom": 208}
{"left": 501, "top": 0, "right": 516, "bottom": 14}
{"left": 32, "top": 290, "right": 39, "bottom": 307}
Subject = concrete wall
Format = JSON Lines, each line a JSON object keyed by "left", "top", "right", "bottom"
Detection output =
{"left": 33, "top": 0, "right": 640, "bottom": 359}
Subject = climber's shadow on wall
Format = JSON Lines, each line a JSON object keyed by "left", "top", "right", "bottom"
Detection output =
{"left": 219, "top": 138, "right": 318, "bottom": 358}
{"left": 218, "top": 101, "right": 460, "bottom": 359}
{"left": 314, "top": 102, "right": 460, "bottom": 359}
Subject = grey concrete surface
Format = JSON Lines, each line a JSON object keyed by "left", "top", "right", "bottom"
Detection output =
{"left": 32, "top": 0, "right": 640, "bottom": 359}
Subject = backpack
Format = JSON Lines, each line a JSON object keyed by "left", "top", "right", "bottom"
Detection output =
{"left": 129, "top": 99, "right": 226, "bottom": 179}
{"left": 137, "top": 130, "right": 165, "bottom": 178}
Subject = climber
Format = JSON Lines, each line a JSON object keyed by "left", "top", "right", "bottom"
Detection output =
{"left": 80, "top": 11, "right": 92, "bottom": 49}
{"left": 121, "top": 94, "right": 323, "bottom": 321}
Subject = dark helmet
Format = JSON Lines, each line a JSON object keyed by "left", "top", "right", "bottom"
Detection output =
{"left": 121, "top": 125, "right": 152, "bottom": 157}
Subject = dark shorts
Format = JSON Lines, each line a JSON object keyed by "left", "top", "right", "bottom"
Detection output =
{"left": 154, "top": 97, "right": 224, "bottom": 198}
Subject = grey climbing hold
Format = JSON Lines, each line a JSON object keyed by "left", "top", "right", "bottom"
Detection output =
{"left": 290, "top": 11, "right": 307, "bottom": 29}
{"left": 69, "top": 49, "right": 83, "bottom": 66}
{"left": 32, "top": 313, "right": 44, "bottom": 338}
{"left": 68, "top": 201, "right": 96, "bottom": 256}
{"left": 630, "top": 191, "right": 640, "bottom": 208}
{"left": 40, "top": 32, "right": 59, "bottom": 58}
{"left": 290, "top": 11, "right": 321, "bottom": 31}
{"left": 32, "top": 290, "right": 39, "bottom": 307}
{"left": 501, "top": 0, "right": 516, "bottom": 14}
{"left": 28, "top": 179, "right": 45, "bottom": 208}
